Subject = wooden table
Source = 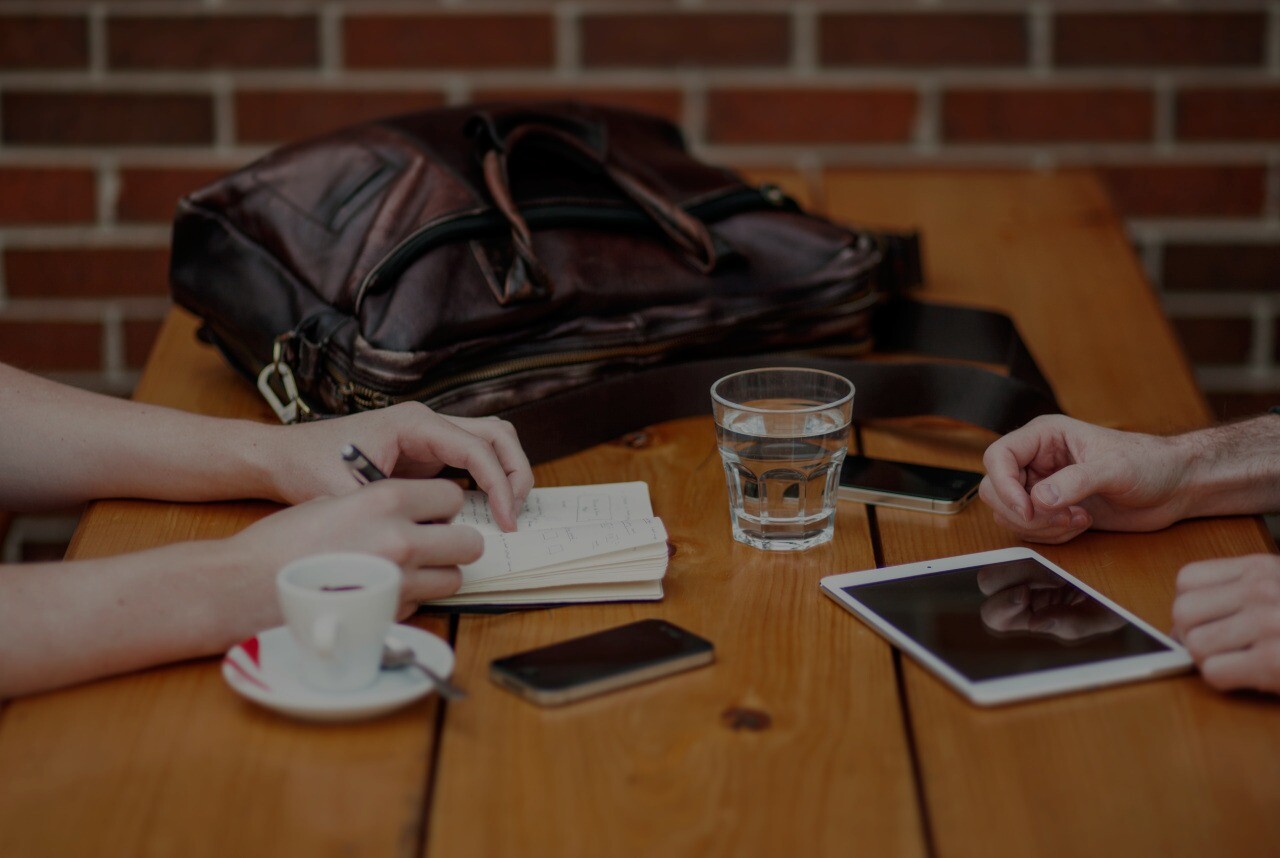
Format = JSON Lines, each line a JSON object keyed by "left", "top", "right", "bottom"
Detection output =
{"left": 1, "top": 172, "right": 1276, "bottom": 858}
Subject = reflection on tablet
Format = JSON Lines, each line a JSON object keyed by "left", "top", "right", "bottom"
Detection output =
{"left": 841, "top": 558, "right": 1171, "bottom": 682}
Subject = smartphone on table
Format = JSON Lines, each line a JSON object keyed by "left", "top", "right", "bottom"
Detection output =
{"left": 490, "top": 619, "right": 715, "bottom": 706}
{"left": 839, "top": 455, "right": 983, "bottom": 514}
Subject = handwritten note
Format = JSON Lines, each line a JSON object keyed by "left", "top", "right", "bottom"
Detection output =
{"left": 455, "top": 482, "right": 653, "bottom": 534}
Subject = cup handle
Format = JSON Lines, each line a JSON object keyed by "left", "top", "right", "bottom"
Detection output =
{"left": 311, "top": 614, "right": 339, "bottom": 654}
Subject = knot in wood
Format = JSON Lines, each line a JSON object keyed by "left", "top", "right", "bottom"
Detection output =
{"left": 721, "top": 706, "right": 772, "bottom": 732}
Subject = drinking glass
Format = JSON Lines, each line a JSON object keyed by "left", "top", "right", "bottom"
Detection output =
{"left": 711, "top": 368, "right": 854, "bottom": 551}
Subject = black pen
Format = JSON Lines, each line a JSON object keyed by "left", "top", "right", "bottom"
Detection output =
{"left": 342, "top": 444, "right": 387, "bottom": 485}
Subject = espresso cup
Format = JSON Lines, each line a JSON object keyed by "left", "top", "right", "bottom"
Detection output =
{"left": 276, "top": 553, "right": 402, "bottom": 693}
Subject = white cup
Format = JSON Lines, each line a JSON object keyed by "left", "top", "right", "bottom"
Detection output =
{"left": 276, "top": 553, "right": 402, "bottom": 694}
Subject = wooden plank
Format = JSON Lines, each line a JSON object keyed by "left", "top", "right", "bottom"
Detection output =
{"left": 823, "top": 170, "right": 1280, "bottom": 858}
{"left": 427, "top": 418, "right": 925, "bottom": 858}
{"left": 0, "top": 311, "right": 447, "bottom": 858}
{"left": 427, "top": 169, "right": 923, "bottom": 857}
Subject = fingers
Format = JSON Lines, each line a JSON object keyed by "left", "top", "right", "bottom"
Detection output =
{"left": 1029, "top": 462, "right": 1105, "bottom": 511}
{"left": 445, "top": 415, "right": 535, "bottom": 504}
{"left": 984, "top": 494, "right": 1092, "bottom": 544}
{"left": 1176, "top": 554, "right": 1269, "bottom": 593}
{"left": 401, "top": 566, "right": 464, "bottom": 604}
{"left": 397, "top": 410, "right": 528, "bottom": 532}
{"left": 1200, "top": 642, "right": 1280, "bottom": 694}
{"left": 981, "top": 447, "right": 1034, "bottom": 522}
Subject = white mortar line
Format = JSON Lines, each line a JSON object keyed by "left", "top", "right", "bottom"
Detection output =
{"left": 556, "top": 3, "right": 581, "bottom": 77}
{"left": 88, "top": 3, "right": 107, "bottom": 80}
{"left": 0, "top": 234, "right": 7, "bottom": 307}
{"left": 1270, "top": 2, "right": 1280, "bottom": 74}
{"left": 1196, "top": 366, "right": 1280, "bottom": 392}
{"left": 793, "top": 4, "right": 816, "bottom": 76}
{"left": 320, "top": 2, "right": 343, "bottom": 78}
{"left": 1250, "top": 298, "right": 1275, "bottom": 375}
{"left": 1140, "top": 236, "right": 1163, "bottom": 290}
{"left": 915, "top": 76, "right": 941, "bottom": 154}
{"left": 0, "top": 225, "right": 171, "bottom": 247}
{"left": 1164, "top": 293, "right": 1280, "bottom": 317}
{"left": 683, "top": 71, "right": 708, "bottom": 150}
{"left": 0, "top": 297, "right": 171, "bottom": 320}
{"left": 1028, "top": 2, "right": 1052, "bottom": 76}
{"left": 212, "top": 72, "right": 235, "bottom": 152}
{"left": 102, "top": 301, "right": 124, "bottom": 380}
{"left": 1153, "top": 74, "right": 1176, "bottom": 154}
{"left": 96, "top": 156, "right": 120, "bottom": 227}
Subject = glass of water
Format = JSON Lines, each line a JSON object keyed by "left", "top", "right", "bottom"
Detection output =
{"left": 711, "top": 368, "right": 854, "bottom": 551}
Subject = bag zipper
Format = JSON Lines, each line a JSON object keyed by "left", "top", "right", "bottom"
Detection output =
{"left": 328, "top": 287, "right": 881, "bottom": 410}
{"left": 353, "top": 185, "right": 791, "bottom": 312}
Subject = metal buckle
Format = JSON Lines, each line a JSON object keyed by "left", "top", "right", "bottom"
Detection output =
{"left": 256, "top": 336, "right": 311, "bottom": 424}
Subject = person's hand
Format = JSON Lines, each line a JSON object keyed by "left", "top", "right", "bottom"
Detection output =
{"left": 258, "top": 402, "right": 533, "bottom": 531}
{"left": 979, "top": 415, "right": 1191, "bottom": 544}
{"left": 1172, "top": 554, "right": 1280, "bottom": 695}
{"left": 977, "top": 561, "right": 1127, "bottom": 641}
{"left": 221, "top": 478, "right": 482, "bottom": 631}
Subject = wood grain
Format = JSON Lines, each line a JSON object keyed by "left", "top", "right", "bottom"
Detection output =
{"left": 427, "top": 419, "right": 924, "bottom": 858}
{"left": 824, "top": 170, "right": 1280, "bottom": 858}
{"left": 0, "top": 312, "right": 449, "bottom": 858}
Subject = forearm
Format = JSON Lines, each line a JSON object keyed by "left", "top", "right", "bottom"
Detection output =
{"left": 0, "top": 539, "right": 279, "bottom": 698}
{"left": 0, "top": 364, "right": 284, "bottom": 510}
{"left": 1175, "top": 415, "right": 1280, "bottom": 519}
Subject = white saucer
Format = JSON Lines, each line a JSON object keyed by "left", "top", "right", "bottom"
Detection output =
{"left": 222, "top": 623, "right": 455, "bottom": 722}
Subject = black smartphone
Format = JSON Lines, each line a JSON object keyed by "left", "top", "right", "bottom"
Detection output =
{"left": 489, "top": 619, "right": 715, "bottom": 706}
{"left": 838, "top": 455, "right": 983, "bottom": 514}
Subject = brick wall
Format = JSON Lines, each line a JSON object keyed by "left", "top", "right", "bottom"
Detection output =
{"left": 0, "top": 1, "right": 1276, "bottom": 409}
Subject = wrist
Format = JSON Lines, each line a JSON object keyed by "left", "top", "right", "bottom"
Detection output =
{"left": 230, "top": 421, "right": 292, "bottom": 504}
{"left": 1171, "top": 418, "right": 1280, "bottom": 519}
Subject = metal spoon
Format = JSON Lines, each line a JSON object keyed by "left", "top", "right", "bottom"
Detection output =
{"left": 381, "top": 637, "right": 467, "bottom": 701}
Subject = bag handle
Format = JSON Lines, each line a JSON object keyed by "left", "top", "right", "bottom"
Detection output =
{"left": 487, "top": 297, "right": 1061, "bottom": 465}
{"left": 468, "top": 109, "right": 722, "bottom": 305}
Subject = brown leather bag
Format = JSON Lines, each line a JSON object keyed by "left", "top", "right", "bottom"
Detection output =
{"left": 170, "top": 102, "right": 1057, "bottom": 462}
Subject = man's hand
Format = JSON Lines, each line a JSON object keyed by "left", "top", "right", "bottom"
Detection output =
{"left": 259, "top": 402, "right": 534, "bottom": 531}
{"left": 979, "top": 415, "right": 1192, "bottom": 544}
{"left": 1173, "top": 554, "right": 1280, "bottom": 695}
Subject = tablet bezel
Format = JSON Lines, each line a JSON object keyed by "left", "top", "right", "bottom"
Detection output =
{"left": 819, "top": 546, "right": 1193, "bottom": 706}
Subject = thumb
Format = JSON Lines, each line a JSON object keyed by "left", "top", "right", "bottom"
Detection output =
{"left": 1031, "top": 463, "right": 1106, "bottom": 510}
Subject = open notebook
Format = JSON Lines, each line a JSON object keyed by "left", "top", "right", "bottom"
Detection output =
{"left": 428, "top": 482, "right": 668, "bottom": 607}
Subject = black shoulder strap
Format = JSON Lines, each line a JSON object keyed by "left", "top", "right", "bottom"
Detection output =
{"left": 496, "top": 297, "right": 1060, "bottom": 465}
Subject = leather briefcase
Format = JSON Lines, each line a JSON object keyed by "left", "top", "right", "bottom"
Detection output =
{"left": 170, "top": 102, "right": 1058, "bottom": 463}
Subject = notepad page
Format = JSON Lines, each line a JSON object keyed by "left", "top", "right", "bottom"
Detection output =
{"left": 455, "top": 482, "right": 654, "bottom": 534}
{"left": 460, "top": 518, "right": 668, "bottom": 585}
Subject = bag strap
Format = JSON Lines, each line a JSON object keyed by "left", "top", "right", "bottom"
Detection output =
{"left": 493, "top": 298, "right": 1061, "bottom": 465}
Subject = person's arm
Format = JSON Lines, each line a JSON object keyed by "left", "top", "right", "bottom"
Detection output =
{"left": 0, "top": 363, "right": 533, "bottom": 529}
{"left": 979, "top": 414, "right": 1280, "bottom": 544}
{"left": 0, "top": 480, "right": 480, "bottom": 698}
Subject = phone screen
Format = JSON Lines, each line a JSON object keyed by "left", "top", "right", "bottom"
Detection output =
{"left": 840, "top": 455, "right": 982, "bottom": 502}
{"left": 491, "top": 619, "right": 713, "bottom": 694}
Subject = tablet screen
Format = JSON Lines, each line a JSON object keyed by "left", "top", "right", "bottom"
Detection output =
{"left": 840, "top": 557, "right": 1172, "bottom": 681}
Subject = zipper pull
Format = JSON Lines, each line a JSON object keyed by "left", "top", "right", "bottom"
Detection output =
{"left": 760, "top": 183, "right": 788, "bottom": 206}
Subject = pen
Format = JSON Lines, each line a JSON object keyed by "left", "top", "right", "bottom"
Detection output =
{"left": 342, "top": 444, "right": 387, "bottom": 485}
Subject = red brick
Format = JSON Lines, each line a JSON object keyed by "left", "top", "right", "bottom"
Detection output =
{"left": 344, "top": 15, "right": 553, "bottom": 69}
{"left": 820, "top": 13, "right": 1026, "bottom": 67}
{"left": 707, "top": 89, "right": 916, "bottom": 144}
{"left": 471, "top": 89, "right": 683, "bottom": 125}
{"left": 5, "top": 248, "right": 171, "bottom": 299}
{"left": 124, "top": 318, "right": 164, "bottom": 369}
{"left": 108, "top": 15, "right": 317, "bottom": 70}
{"left": 117, "top": 167, "right": 232, "bottom": 222}
{"left": 1055, "top": 13, "right": 1264, "bottom": 67}
{"left": 1206, "top": 392, "right": 1279, "bottom": 421}
{"left": 0, "top": 16, "right": 89, "bottom": 69}
{"left": 1170, "top": 318, "right": 1251, "bottom": 365}
{"left": 2, "top": 92, "right": 214, "bottom": 146}
{"left": 0, "top": 167, "right": 96, "bottom": 224}
{"left": 582, "top": 14, "right": 788, "bottom": 68}
{"left": 1096, "top": 165, "right": 1266, "bottom": 218}
{"left": 942, "top": 88, "right": 1152, "bottom": 143}
{"left": 1163, "top": 243, "right": 1280, "bottom": 293}
{"left": 235, "top": 89, "right": 447, "bottom": 145}
{"left": 1177, "top": 88, "right": 1280, "bottom": 142}
{"left": 0, "top": 321, "right": 102, "bottom": 371}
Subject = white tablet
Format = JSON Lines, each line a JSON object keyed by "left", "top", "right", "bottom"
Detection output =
{"left": 820, "top": 547, "right": 1193, "bottom": 706}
